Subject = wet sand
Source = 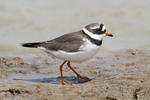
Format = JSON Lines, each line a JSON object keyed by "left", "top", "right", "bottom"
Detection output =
{"left": 0, "top": 49, "right": 150, "bottom": 100}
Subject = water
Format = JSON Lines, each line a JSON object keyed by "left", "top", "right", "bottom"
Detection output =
{"left": 0, "top": 0, "right": 150, "bottom": 55}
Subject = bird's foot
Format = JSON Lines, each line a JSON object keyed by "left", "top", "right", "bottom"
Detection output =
{"left": 77, "top": 76, "right": 91, "bottom": 83}
{"left": 62, "top": 81, "right": 72, "bottom": 85}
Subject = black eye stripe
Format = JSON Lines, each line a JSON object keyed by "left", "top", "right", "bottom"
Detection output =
{"left": 100, "top": 24, "right": 104, "bottom": 30}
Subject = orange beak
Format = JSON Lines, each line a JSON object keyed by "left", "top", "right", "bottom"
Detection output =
{"left": 105, "top": 32, "right": 113, "bottom": 37}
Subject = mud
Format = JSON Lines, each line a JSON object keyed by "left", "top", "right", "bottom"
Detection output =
{"left": 0, "top": 49, "right": 150, "bottom": 100}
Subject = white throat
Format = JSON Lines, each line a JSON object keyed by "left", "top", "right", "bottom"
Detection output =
{"left": 82, "top": 28, "right": 105, "bottom": 40}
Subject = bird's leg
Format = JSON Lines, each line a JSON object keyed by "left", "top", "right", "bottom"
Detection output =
{"left": 67, "top": 61, "right": 89, "bottom": 82}
{"left": 59, "top": 61, "right": 72, "bottom": 85}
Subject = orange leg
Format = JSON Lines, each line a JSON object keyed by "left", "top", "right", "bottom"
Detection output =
{"left": 59, "top": 61, "right": 72, "bottom": 85}
{"left": 67, "top": 61, "right": 90, "bottom": 81}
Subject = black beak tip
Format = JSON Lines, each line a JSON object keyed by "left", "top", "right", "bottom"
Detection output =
{"left": 108, "top": 34, "right": 113, "bottom": 37}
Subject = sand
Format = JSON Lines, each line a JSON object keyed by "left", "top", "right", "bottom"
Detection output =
{"left": 0, "top": 49, "right": 150, "bottom": 100}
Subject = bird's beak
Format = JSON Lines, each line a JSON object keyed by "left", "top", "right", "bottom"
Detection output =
{"left": 105, "top": 32, "right": 113, "bottom": 37}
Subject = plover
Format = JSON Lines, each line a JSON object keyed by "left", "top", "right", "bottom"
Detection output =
{"left": 22, "top": 23, "right": 113, "bottom": 85}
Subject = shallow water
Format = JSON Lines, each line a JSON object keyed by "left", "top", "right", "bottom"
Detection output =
{"left": 0, "top": 0, "right": 150, "bottom": 55}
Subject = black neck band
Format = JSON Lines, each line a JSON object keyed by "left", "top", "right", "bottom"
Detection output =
{"left": 82, "top": 30, "right": 102, "bottom": 46}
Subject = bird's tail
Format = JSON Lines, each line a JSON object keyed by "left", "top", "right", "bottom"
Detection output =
{"left": 21, "top": 42, "right": 42, "bottom": 48}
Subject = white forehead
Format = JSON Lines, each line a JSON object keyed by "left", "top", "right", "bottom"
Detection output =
{"left": 102, "top": 25, "right": 106, "bottom": 31}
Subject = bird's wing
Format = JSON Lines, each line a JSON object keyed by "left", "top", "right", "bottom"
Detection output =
{"left": 40, "top": 32, "right": 85, "bottom": 52}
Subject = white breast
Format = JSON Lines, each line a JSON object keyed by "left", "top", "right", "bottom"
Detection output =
{"left": 42, "top": 38, "right": 100, "bottom": 62}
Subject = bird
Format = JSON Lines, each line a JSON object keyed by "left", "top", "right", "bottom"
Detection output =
{"left": 22, "top": 23, "right": 113, "bottom": 85}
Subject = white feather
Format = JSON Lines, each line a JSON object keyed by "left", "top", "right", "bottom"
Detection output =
{"left": 43, "top": 39, "right": 100, "bottom": 62}
{"left": 38, "top": 47, "right": 46, "bottom": 50}
{"left": 102, "top": 25, "right": 106, "bottom": 31}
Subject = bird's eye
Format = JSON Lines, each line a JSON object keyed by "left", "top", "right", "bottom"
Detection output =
{"left": 104, "top": 29, "right": 106, "bottom": 33}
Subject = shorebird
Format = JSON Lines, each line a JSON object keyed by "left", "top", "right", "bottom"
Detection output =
{"left": 22, "top": 23, "right": 113, "bottom": 85}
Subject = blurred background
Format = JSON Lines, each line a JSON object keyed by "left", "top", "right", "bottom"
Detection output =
{"left": 0, "top": 0, "right": 149, "bottom": 55}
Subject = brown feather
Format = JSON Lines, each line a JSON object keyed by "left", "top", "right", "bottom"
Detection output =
{"left": 39, "top": 31, "right": 86, "bottom": 52}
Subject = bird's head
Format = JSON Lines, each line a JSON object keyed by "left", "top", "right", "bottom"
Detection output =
{"left": 82, "top": 23, "right": 113, "bottom": 41}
